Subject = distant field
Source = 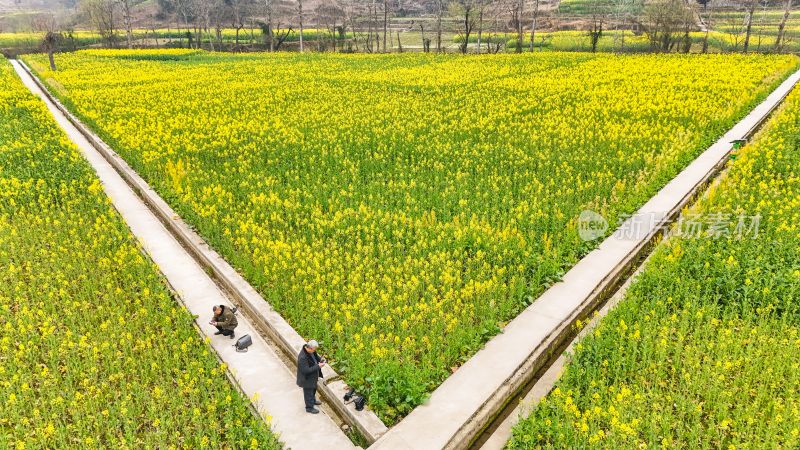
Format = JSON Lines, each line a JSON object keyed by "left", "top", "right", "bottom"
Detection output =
{"left": 558, "top": 0, "right": 615, "bottom": 15}
{"left": 24, "top": 49, "right": 798, "bottom": 423}
{"left": 714, "top": 8, "right": 800, "bottom": 39}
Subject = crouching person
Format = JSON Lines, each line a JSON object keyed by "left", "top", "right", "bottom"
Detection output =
{"left": 296, "top": 339, "right": 325, "bottom": 414}
{"left": 211, "top": 305, "right": 237, "bottom": 339}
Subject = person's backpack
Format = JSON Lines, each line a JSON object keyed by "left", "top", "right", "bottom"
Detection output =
{"left": 234, "top": 334, "right": 252, "bottom": 352}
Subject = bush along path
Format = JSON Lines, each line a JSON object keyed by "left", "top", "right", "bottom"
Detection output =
{"left": 0, "top": 58, "right": 282, "bottom": 449}
{"left": 9, "top": 58, "right": 358, "bottom": 450}
{"left": 507, "top": 86, "right": 800, "bottom": 448}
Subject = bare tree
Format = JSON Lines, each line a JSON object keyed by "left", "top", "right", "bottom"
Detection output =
{"left": 82, "top": 0, "right": 117, "bottom": 47}
{"left": 642, "top": 0, "right": 690, "bottom": 52}
{"left": 184, "top": 0, "right": 208, "bottom": 49}
{"left": 436, "top": 0, "right": 444, "bottom": 52}
{"left": 168, "top": 0, "right": 198, "bottom": 47}
{"left": 699, "top": 0, "right": 713, "bottom": 54}
{"left": 274, "top": 25, "right": 294, "bottom": 49}
{"left": 339, "top": 0, "right": 354, "bottom": 52}
{"left": 482, "top": 1, "right": 505, "bottom": 53}
{"left": 383, "top": 0, "right": 389, "bottom": 52}
{"left": 42, "top": 32, "right": 63, "bottom": 70}
{"left": 587, "top": 0, "right": 607, "bottom": 52}
{"left": 741, "top": 0, "right": 758, "bottom": 52}
{"left": 674, "top": 0, "right": 695, "bottom": 53}
{"left": 264, "top": 0, "right": 275, "bottom": 50}
{"left": 722, "top": 5, "right": 746, "bottom": 51}
{"left": 363, "top": 0, "right": 373, "bottom": 51}
{"left": 196, "top": 0, "right": 217, "bottom": 50}
{"left": 451, "top": 0, "right": 478, "bottom": 53}
{"left": 775, "top": 0, "right": 793, "bottom": 51}
{"left": 528, "top": 0, "right": 538, "bottom": 52}
{"left": 612, "top": 0, "right": 642, "bottom": 52}
{"left": 34, "top": 14, "right": 63, "bottom": 70}
{"left": 418, "top": 21, "right": 431, "bottom": 52}
{"left": 508, "top": 0, "right": 523, "bottom": 53}
{"left": 315, "top": 0, "right": 343, "bottom": 51}
{"left": 475, "top": 0, "right": 485, "bottom": 53}
{"left": 117, "top": 0, "right": 134, "bottom": 48}
{"left": 229, "top": 0, "right": 245, "bottom": 50}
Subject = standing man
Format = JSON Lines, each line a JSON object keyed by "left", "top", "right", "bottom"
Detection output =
{"left": 296, "top": 339, "right": 325, "bottom": 414}
{"left": 210, "top": 305, "right": 238, "bottom": 339}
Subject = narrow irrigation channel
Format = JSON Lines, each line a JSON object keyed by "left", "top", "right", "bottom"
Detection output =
{"left": 469, "top": 72, "right": 800, "bottom": 450}
{"left": 473, "top": 249, "right": 650, "bottom": 450}
{"left": 11, "top": 58, "right": 368, "bottom": 450}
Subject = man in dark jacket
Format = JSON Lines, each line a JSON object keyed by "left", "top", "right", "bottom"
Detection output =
{"left": 211, "top": 305, "right": 237, "bottom": 339}
{"left": 296, "top": 339, "right": 325, "bottom": 414}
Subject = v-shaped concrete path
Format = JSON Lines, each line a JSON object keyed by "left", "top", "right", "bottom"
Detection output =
{"left": 11, "top": 59, "right": 358, "bottom": 450}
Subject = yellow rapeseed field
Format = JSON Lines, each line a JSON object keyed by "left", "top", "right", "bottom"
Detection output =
{"left": 509, "top": 79, "right": 800, "bottom": 449}
{"left": 0, "top": 58, "right": 281, "bottom": 449}
{"left": 24, "top": 50, "right": 799, "bottom": 421}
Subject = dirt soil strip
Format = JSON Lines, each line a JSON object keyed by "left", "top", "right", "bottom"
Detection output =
{"left": 11, "top": 59, "right": 360, "bottom": 450}
{"left": 369, "top": 67, "right": 800, "bottom": 450}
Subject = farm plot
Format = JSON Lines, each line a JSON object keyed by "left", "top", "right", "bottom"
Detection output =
{"left": 0, "top": 59, "right": 280, "bottom": 449}
{"left": 508, "top": 85, "right": 800, "bottom": 448}
{"left": 24, "top": 50, "right": 799, "bottom": 422}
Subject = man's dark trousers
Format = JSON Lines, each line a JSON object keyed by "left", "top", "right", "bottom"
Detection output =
{"left": 215, "top": 326, "right": 234, "bottom": 337}
{"left": 303, "top": 386, "right": 317, "bottom": 411}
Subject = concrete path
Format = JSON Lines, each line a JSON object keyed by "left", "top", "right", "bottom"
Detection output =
{"left": 11, "top": 59, "right": 358, "bottom": 450}
{"left": 15, "top": 58, "right": 387, "bottom": 443}
{"left": 370, "top": 68, "right": 800, "bottom": 450}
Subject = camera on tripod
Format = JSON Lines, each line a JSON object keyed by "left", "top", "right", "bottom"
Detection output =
{"left": 343, "top": 387, "right": 367, "bottom": 411}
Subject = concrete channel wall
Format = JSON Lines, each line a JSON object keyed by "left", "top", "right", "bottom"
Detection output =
{"left": 15, "top": 59, "right": 389, "bottom": 445}
{"left": 369, "top": 68, "right": 800, "bottom": 450}
{"left": 478, "top": 253, "right": 646, "bottom": 449}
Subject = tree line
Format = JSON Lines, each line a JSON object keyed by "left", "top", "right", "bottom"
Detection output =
{"left": 20, "top": 0, "right": 800, "bottom": 55}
